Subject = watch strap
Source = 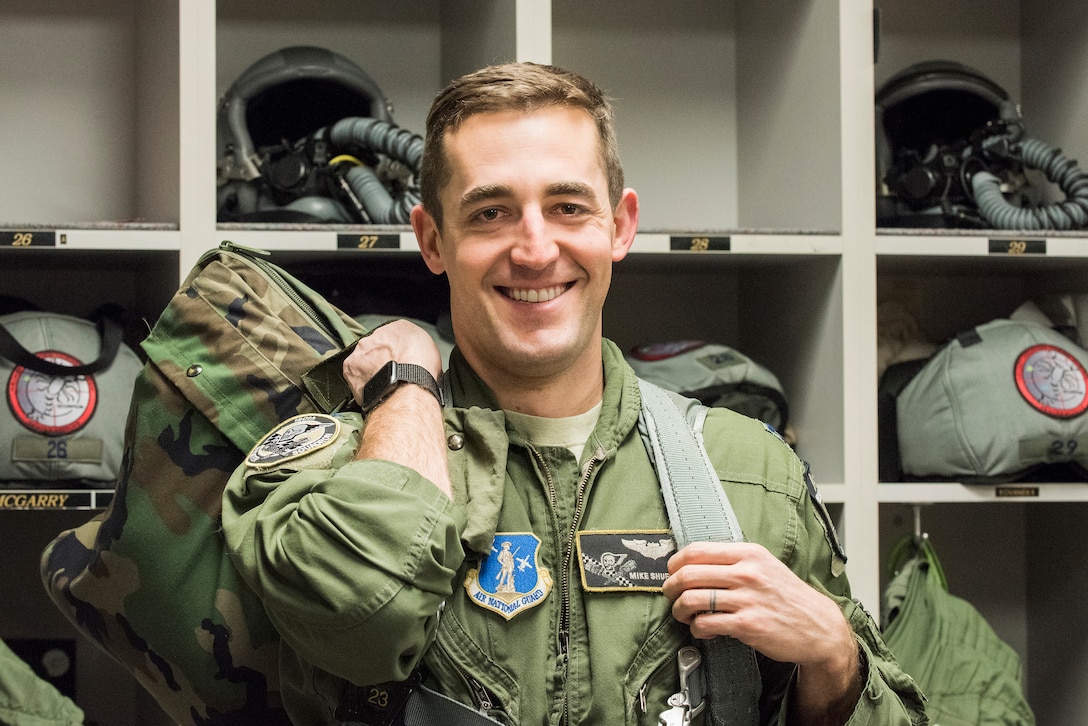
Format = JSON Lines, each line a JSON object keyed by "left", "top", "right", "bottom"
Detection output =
{"left": 362, "top": 361, "right": 443, "bottom": 414}
{"left": 397, "top": 362, "right": 442, "bottom": 401}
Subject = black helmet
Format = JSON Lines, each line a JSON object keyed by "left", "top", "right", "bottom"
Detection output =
{"left": 217, "top": 46, "right": 422, "bottom": 224}
{"left": 875, "top": 60, "right": 1024, "bottom": 228}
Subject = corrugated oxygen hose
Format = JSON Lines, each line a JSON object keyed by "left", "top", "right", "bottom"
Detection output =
{"left": 328, "top": 117, "right": 424, "bottom": 224}
{"left": 971, "top": 137, "right": 1088, "bottom": 229}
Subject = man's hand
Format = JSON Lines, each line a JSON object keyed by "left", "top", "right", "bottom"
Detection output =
{"left": 662, "top": 542, "right": 862, "bottom": 725}
{"left": 343, "top": 320, "right": 451, "bottom": 497}
{"left": 343, "top": 319, "right": 444, "bottom": 403}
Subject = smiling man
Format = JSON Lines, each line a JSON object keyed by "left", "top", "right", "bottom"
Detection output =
{"left": 414, "top": 103, "right": 637, "bottom": 417}
{"left": 222, "top": 63, "right": 926, "bottom": 725}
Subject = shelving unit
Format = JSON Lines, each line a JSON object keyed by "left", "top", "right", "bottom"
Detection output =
{"left": 2, "top": 1, "right": 1086, "bottom": 723}
{"left": 873, "top": 2, "right": 1088, "bottom": 724}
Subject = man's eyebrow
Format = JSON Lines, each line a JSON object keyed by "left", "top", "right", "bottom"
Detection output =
{"left": 459, "top": 184, "right": 512, "bottom": 209}
{"left": 458, "top": 181, "right": 599, "bottom": 210}
{"left": 546, "top": 181, "right": 598, "bottom": 200}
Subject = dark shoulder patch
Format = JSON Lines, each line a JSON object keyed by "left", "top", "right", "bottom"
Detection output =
{"left": 246, "top": 413, "right": 340, "bottom": 469}
{"left": 802, "top": 461, "right": 847, "bottom": 574}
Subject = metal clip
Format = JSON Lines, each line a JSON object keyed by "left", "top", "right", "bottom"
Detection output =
{"left": 657, "top": 646, "right": 704, "bottom": 725}
{"left": 658, "top": 701, "right": 689, "bottom": 726}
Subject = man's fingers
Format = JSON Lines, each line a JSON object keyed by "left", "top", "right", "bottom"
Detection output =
{"left": 666, "top": 541, "right": 758, "bottom": 573}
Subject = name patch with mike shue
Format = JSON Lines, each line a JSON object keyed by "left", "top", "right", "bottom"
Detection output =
{"left": 576, "top": 530, "right": 676, "bottom": 592}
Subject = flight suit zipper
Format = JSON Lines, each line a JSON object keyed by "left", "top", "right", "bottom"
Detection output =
{"left": 532, "top": 442, "right": 605, "bottom": 725}
{"left": 456, "top": 665, "right": 496, "bottom": 713}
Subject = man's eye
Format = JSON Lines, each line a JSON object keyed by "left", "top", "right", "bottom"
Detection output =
{"left": 476, "top": 208, "right": 502, "bottom": 222}
{"left": 557, "top": 204, "right": 582, "bottom": 215}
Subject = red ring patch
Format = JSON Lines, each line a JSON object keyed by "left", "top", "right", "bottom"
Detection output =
{"left": 6, "top": 351, "right": 97, "bottom": 435}
{"left": 629, "top": 340, "right": 705, "bottom": 361}
{"left": 1014, "top": 344, "right": 1088, "bottom": 418}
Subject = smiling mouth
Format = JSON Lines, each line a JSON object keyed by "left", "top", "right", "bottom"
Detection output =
{"left": 500, "top": 284, "right": 571, "bottom": 303}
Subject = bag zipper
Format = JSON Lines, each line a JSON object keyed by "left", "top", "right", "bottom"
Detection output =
{"left": 213, "top": 240, "right": 340, "bottom": 342}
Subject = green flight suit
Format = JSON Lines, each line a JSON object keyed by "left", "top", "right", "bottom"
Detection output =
{"left": 0, "top": 638, "right": 83, "bottom": 726}
{"left": 222, "top": 339, "right": 926, "bottom": 725}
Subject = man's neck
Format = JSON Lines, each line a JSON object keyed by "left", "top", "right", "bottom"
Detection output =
{"left": 479, "top": 349, "right": 605, "bottom": 418}
{"left": 497, "top": 383, "right": 604, "bottom": 418}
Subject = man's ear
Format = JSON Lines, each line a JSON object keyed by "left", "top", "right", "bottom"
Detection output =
{"left": 611, "top": 188, "right": 639, "bottom": 262}
{"left": 412, "top": 204, "right": 446, "bottom": 274}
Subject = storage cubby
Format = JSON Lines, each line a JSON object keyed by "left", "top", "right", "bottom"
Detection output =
{"left": 553, "top": 0, "right": 842, "bottom": 232}
{"left": 0, "top": 0, "right": 179, "bottom": 227}
{"left": 871, "top": 1, "right": 1088, "bottom": 720}
{"left": 606, "top": 253, "right": 845, "bottom": 483}
{"left": 0, "top": 249, "right": 179, "bottom": 348}
{"left": 880, "top": 502, "right": 1088, "bottom": 724}
{"left": 875, "top": 0, "right": 1088, "bottom": 227}
{"left": 877, "top": 253, "right": 1088, "bottom": 348}
{"left": 216, "top": 1, "right": 442, "bottom": 145}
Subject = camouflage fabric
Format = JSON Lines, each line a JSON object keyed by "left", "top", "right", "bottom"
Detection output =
{"left": 40, "top": 242, "right": 365, "bottom": 724}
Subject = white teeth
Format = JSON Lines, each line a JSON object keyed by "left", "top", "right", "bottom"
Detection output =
{"left": 507, "top": 285, "right": 565, "bottom": 302}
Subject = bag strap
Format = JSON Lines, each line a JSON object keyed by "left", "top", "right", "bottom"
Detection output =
{"left": 886, "top": 532, "right": 947, "bottom": 591}
{"left": 0, "top": 305, "right": 125, "bottom": 377}
{"left": 637, "top": 379, "right": 760, "bottom": 726}
{"left": 403, "top": 685, "right": 503, "bottom": 725}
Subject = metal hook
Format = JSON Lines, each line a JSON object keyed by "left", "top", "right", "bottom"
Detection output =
{"left": 912, "top": 504, "right": 928, "bottom": 547}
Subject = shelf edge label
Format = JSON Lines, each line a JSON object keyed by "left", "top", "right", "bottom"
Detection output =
{"left": 988, "top": 238, "right": 1045, "bottom": 256}
{"left": 994, "top": 486, "right": 1040, "bottom": 498}
{"left": 1, "top": 230, "right": 56, "bottom": 248}
{"left": 337, "top": 233, "right": 400, "bottom": 250}
{"left": 1, "top": 492, "right": 79, "bottom": 509}
{"left": 670, "top": 235, "right": 731, "bottom": 252}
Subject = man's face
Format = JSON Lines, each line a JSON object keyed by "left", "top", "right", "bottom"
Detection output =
{"left": 414, "top": 107, "right": 637, "bottom": 386}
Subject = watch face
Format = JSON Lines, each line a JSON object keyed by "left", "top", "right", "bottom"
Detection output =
{"left": 362, "top": 360, "right": 400, "bottom": 412}
{"left": 1014, "top": 344, "right": 1088, "bottom": 418}
{"left": 361, "top": 361, "right": 440, "bottom": 413}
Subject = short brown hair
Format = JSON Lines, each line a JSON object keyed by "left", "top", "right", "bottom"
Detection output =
{"left": 420, "top": 62, "right": 624, "bottom": 228}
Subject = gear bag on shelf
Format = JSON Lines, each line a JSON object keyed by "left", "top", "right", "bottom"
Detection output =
{"left": 885, "top": 318, "right": 1088, "bottom": 482}
{"left": 39, "top": 242, "right": 366, "bottom": 724}
{"left": 0, "top": 306, "right": 141, "bottom": 488}
{"left": 624, "top": 340, "right": 790, "bottom": 437}
{"left": 882, "top": 534, "right": 1035, "bottom": 725}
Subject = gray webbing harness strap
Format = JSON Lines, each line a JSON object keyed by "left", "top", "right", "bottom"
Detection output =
{"left": 638, "top": 379, "right": 761, "bottom": 726}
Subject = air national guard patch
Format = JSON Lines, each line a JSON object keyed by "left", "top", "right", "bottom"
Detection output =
{"left": 464, "top": 533, "right": 552, "bottom": 620}
{"left": 246, "top": 413, "right": 340, "bottom": 468}
{"left": 576, "top": 531, "right": 676, "bottom": 592}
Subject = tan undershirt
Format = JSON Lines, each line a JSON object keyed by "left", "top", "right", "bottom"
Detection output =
{"left": 504, "top": 401, "right": 603, "bottom": 461}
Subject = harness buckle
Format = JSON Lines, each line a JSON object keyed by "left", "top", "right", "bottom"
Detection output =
{"left": 657, "top": 646, "right": 705, "bottom": 725}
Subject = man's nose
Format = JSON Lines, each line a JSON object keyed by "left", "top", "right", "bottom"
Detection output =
{"left": 509, "top": 207, "right": 559, "bottom": 268}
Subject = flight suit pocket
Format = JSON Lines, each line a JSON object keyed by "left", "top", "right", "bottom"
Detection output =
{"left": 424, "top": 614, "right": 520, "bottom": 725}
{"left": 623, "top": 620, "right": 691, "bottom": 725}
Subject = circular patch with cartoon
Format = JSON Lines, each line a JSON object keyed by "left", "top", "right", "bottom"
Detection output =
{"left": 246, "top": 413, "right": 341, "bottom": 468}
{"left": 7, "top": 351, "right": 97, "bottom": 435}
{"left": 1014, "top": 344, "right": 1088, "bottom": 418}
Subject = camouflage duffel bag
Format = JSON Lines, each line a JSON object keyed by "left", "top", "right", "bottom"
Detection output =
{"left": 40, "top": 241, "right": 365, "bottom": 724}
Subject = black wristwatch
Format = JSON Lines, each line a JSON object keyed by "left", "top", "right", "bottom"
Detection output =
{"left": 361, "top": 361, "right": 443, "bottom": 415}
